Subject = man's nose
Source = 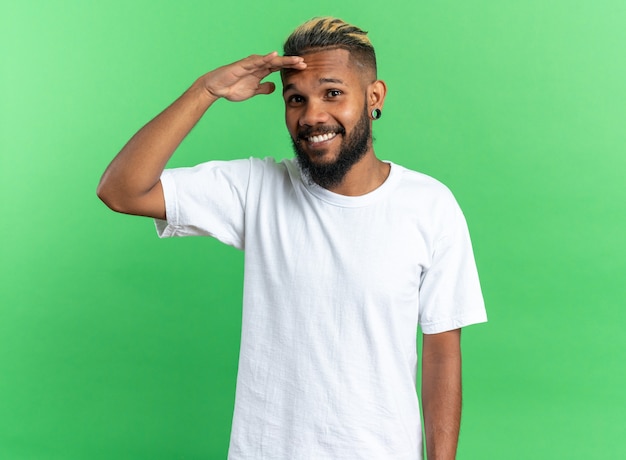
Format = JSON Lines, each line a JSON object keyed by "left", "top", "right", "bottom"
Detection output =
{"left": 299, "top": 101, "right": 329, "bottom": 127}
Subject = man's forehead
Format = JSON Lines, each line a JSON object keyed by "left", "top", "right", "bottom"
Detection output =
{"left": 281, "top": 48, "right": 358, "bottom": 85}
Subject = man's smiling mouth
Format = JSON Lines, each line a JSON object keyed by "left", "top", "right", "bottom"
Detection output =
{"left": 298, "top": 126, "right": 345, "bottom": 145}
{"left": 308, "top": 132, "right": 338, "bottom": 143}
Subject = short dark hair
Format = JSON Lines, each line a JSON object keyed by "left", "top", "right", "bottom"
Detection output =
{"left": 283, "top": 17, "right": 377, "bottom": 78}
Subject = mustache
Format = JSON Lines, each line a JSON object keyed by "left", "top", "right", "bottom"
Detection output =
{"left": 297, "top": 125, "right": 345, "bottom": 140}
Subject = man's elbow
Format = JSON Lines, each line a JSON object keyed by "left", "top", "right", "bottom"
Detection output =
{"left": 96, "top": 181, "right": 165, "bottom": 219}
{"left": 96, "top": 182, "right": 128, "bottom": 214}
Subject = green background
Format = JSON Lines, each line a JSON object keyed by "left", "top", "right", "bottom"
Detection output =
{"left": 2, "top": 0, "right": 625, "bottom": 458}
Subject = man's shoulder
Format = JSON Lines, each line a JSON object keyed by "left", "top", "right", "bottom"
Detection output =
{"left": 247, "top": 156, "right": 299, "bottom": 181}
{"left": 390, "top": 162, "right": 456, "bottom": 202}
{"left": 170, "top": 156, "right": 293, "bottom": 178}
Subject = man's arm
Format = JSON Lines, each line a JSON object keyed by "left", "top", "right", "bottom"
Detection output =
{"left": 421, "top": 328, "right": 462, "bottom": 460}
{"left": 96, "top": 52, "right": 306, "bottom": 219}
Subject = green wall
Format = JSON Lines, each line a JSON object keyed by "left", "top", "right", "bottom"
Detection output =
{"left": 2, "top": 1, "right": 625, "bottom": 458}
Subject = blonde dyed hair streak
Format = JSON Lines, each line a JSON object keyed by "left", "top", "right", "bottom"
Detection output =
{"left": 283, "top": 17, "right": 377, "bottom": 77}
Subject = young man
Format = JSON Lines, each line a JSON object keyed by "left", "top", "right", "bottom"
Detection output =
{"left": 98, "top": 17, "right": 487, "bottom": 460}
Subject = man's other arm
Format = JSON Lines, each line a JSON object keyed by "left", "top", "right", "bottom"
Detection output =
{"left": 421, "top": 328, "right": 462, "bottom": 460}
{"left": 96, "top": 52, "right": 306, "bottom": 219}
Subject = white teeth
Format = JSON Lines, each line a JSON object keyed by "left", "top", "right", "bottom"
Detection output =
{"left": 308, "top": 132, "right": 337, "bottom": 143}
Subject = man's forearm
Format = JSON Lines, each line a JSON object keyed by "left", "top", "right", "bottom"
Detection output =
{"left": 97, "top": 53, "right": 306, "bottom": 218}
{"left": 97, "top": 80, "right": 217, "bottom": 213}
{"left": 421, "top": 329, "right": 462, "bottom": 460}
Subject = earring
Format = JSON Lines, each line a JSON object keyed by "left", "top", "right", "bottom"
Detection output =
{"left": 371, "top": 108, "right": 382, "bottom": 120}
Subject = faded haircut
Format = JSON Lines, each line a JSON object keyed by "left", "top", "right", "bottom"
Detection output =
{"left": 282, "top": 17, "right": 377, "bottom": 78}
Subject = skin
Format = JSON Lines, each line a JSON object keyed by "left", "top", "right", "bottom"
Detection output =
{"left": 422, "top": 329, "right": 462, "bottom": 460}
{"left": 282, "top": 48, "right": 388, "bottom": 195}
{"left": 97, "top": 48, "right": 463, "bottom": 457}
{"left": 97, "top": 52, "right": 306, "bottom": 219}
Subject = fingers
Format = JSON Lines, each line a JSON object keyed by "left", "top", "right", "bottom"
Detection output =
{"left": 241, "top": 52, "right": 306, "bottom": 74}
{"left": 264, "top": 51, "right": 307, "bottom": 71}
{"left": 204, "top": 52, "right": 306, "bottom": 102}
{"left": 256, "top": 81, "right": 276, "bottom": 96}
{"left": 269, "top": 55, "right": 307, "bottom": 72}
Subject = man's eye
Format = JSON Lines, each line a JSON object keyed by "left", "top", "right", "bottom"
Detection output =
{"left": 288, "top": 95, "right": 304, "bottom": 103}
{"left": 328, "top": 89, "right": 342, "bottom": 97}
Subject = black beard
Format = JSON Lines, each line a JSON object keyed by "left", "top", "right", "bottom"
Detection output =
{"left": 291, "top": 106, "right": 371, "bottom": 189}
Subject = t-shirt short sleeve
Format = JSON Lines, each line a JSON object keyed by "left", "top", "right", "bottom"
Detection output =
{"left": 418, "top": 191, "right": 487, "bottom": 334}
{"left": 154, "top": 159, "right": 251, "bottom": 249}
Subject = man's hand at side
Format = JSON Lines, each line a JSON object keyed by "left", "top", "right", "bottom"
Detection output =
{"left": 97, "top": 52, "right": 306, "bottom": 219}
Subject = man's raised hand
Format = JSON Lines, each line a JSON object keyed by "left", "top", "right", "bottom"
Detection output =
{"left": 201, "top": 52, "right": 306, "bottom": 102}
{"left": 97, "top": 52, "right": 305, "bottom": 219}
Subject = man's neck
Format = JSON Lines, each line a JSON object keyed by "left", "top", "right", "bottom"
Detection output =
{"left": 324, "top": 151, "right": 391, "bottom": 196}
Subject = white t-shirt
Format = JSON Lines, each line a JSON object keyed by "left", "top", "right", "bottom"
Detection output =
{"left": 155, "top": 157, "right": 487, "bottom": 460}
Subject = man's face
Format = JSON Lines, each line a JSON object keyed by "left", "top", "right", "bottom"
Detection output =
{"left": 282, "top": 48, "right": 372, "bottom": 188}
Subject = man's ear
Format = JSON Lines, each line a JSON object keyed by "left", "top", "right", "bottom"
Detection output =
{"left": 367, "top": 79, "right": 387, "bottom": 111}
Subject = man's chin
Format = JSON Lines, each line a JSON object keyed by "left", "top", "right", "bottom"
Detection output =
{"left": 303, "top": 146, "right": 342, "bottom": 164}
{"left": 308, "top": 153, "right": 339, "bottom": 166}
{"left": 291, "top": 139, "right": 355, "bottom": 188}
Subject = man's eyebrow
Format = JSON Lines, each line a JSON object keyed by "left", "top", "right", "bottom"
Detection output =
{"left": 283, "top": 78, "right": 347, "bottom": 94}
{"left": 283, "top": 83, "right": 296, "bottom": 94}
{"left": 319, "top": 78, "right": 344, "bottom": 85}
